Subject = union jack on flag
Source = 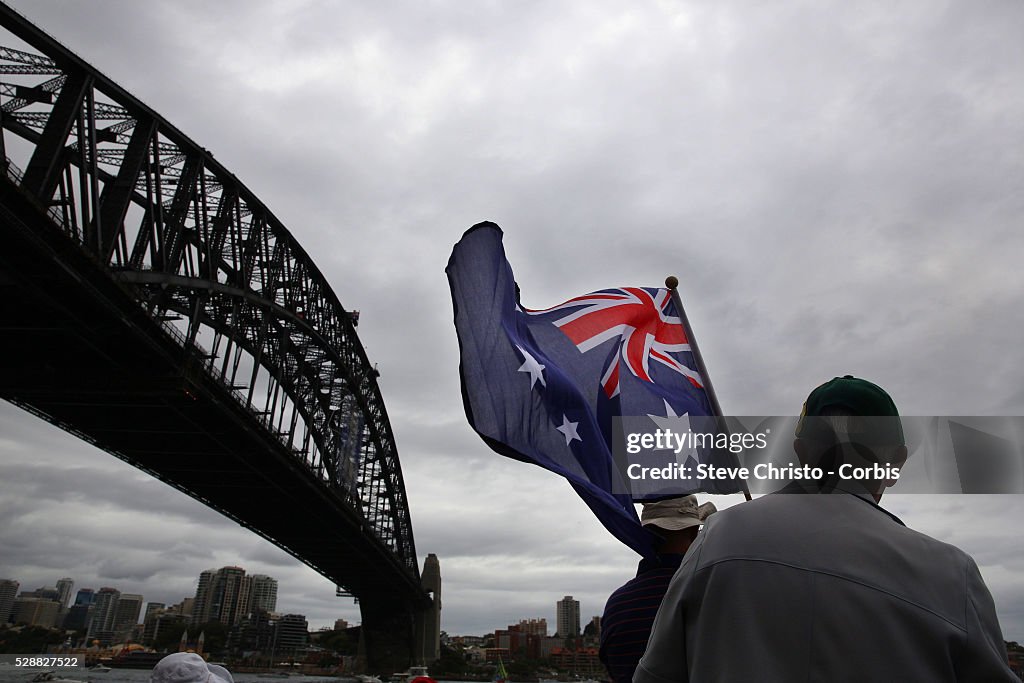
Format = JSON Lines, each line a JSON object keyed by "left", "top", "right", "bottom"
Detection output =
{"left": 526, "top": 287, "right": 704, "bottom": 398}
{"left": 447, "top": 222, "right": 737, "bottom": 557}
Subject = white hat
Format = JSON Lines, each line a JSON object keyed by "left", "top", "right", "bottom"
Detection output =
{"left": 151, "top": 653, "right": 234, "bottom": 683}
{"left": 641, "top": 495, "right": 717, "bottom": 531}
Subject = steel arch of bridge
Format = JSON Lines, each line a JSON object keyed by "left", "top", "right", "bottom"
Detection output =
{"left": 0, "top": 5, "right": 419, "bottom": 594}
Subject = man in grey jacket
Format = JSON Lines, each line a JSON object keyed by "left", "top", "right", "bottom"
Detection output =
{"left": 635, "top": 375, "right": 1016, "bottom": 682}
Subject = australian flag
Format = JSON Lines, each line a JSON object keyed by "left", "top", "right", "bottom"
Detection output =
{"left": 446, "top": 222, "right": 740, "bottom": 556}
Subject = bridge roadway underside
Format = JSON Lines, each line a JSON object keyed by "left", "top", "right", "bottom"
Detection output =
{"left": 0, "top": 179, "right": 427, "bottom": 663}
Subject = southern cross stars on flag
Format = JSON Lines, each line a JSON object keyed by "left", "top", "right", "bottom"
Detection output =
{"left": 447, "top": 222, "right": 737, "bottom": 556}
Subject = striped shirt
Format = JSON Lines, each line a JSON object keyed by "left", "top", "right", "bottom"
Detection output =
{"left": 600, "top": 554, "right": 685, "bottom": 683}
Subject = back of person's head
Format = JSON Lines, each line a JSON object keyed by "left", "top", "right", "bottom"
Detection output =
{"left": 794, "top": 375, "right": 907, "bottom": 496}
{"left": 151, "top": 653, "right": 233, "bottom": 683}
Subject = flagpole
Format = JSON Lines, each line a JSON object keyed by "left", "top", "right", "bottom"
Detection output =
{"left": 665, "top": 276, "right": 752, "bottom": 502}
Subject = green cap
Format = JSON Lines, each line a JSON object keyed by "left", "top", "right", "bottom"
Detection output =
{"left": 795, "top": 375, "right": 905, "bottom": 446}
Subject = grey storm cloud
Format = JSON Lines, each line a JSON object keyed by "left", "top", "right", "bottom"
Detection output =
{"left": 1, "top": 0, "right": 1023, "bottom": 640}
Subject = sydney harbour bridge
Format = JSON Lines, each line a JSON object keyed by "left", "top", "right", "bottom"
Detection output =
{"left": 0, "top": 4, "right": 435, "bottom": 671}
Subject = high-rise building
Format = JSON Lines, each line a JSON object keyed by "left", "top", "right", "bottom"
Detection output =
{"left": 113, "top": 594, "right": 144, "bottom": 641}
{"left": 88, "top": 587, "right": 121, "bottom": 645}
{"left": 248, "top": 575, "right": 278, "bottom": 614}
{"left": 218, "top": 568, "right": 250, "bottom": 625}
{"left": 56, "top": 579, "right": 74, "bottom": 609}
{"left": 192, "top": 567, "right": 251, "bottom": 626}
{"left": 0, "top": 579, "right": 19, "bottom": 624}
{"left": 556, "top": 596, "right": 580, "bottom": 638}
{"left": 192, "top": 570, "right": 216, "bottom": 625}
{"left": 65, "top": 588, "right": 96, "bottom": 631}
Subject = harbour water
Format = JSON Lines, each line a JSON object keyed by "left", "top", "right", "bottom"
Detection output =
{"left": 0, "top": 669, "right": 464, "bottom": 683}
{"left": 0, "top": 669, "right": 345, "bottom": 683}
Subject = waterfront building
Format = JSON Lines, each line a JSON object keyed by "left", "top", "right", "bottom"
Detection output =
{"left": 540, "top": 635, "right": 564, "bottom": 658}
{"left": 144, "top": 611, "right": 187, "bottom": 645}
{"left": 88, "top": 587, "right": 121, "bottom": 645}
{"left": 556, "top": 596, "right": 580, "bottom": 638}
{"left": 0, "top": 579, "right": 18, "bottom": 624}
{"left": 548, "top": 646, "right": 604, "bottom": 676}
{"left": 463, "top": 645, "right": 486, "bottom": 663}
{"left": 229, "top": 609, "right": 275, "bottom": 654}
{"left": 249, "top": 574, "right": 278, "bottom": 613}
{"left": 10, "top": 596, "right": 60, "bottom": 628}
{"left": 114, "top": 593, "right": 144, "bottom": 640}
{"left": 218, "top": 568, "right": 251, "bottom": 625}
{"left": 496, "top": 623, "right": 543, "bottom": 660}
{"left": 192, "top": 566, "right": 251, "bottom": 626}
{"left": 272, "top": 613, "right": 309, "bottom": 655}
{"left": 192, "top": 570, "right": 216, "bottom": 625}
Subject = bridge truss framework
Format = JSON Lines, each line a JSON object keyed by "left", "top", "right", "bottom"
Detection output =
{"left": 0, "top": 2, "right": 425, "bottom": 627}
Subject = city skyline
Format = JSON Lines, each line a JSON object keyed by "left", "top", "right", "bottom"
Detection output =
{"left": 1, "top": 0, "right": 1022, "bottom": 643}
{"left": 3, "top": 567, "right": 606, "bottom": 639}
{"left": 3, "top": 567, "right": 285, "bottom": 630}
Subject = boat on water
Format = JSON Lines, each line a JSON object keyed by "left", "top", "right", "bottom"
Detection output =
{"left": 388, "top": 665, "right": 435, "bottom": 683}
{"left": 88, "top": 664, "right": 112, "bottom": 673}
{"left": 355, "top": 675, "right": 382, "bottom": 683}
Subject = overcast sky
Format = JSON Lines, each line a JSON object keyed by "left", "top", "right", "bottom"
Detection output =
{"left": 1, "top": 0, "right": 1023, "bottom": 642}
